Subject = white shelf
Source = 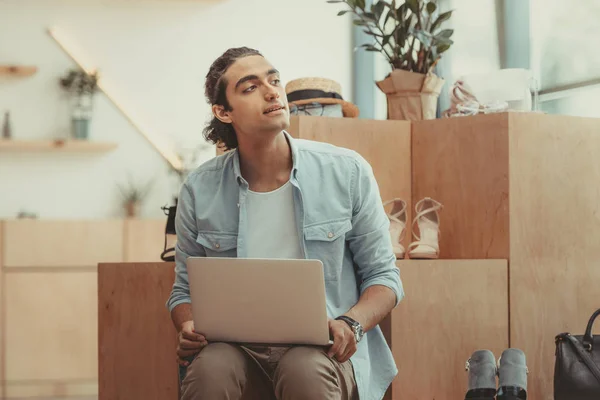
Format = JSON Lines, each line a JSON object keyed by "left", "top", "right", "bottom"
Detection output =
{"left": 0, "top": 65, "right": 38, "bottom": 77}
{"left": 0, "top": 139, "right": 118, "bottom": 153}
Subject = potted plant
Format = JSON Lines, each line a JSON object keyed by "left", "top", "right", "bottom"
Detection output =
{"left": 117, "top": 177, "right": 154, "bottom": 218}
{"left": 59, "top": 68, "right": 99, "bottom": 139}
{"left": 329, "top": 0, "right": 454, "bottom": 120}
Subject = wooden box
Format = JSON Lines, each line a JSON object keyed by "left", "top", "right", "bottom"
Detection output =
{"left": 390, "top": 259, "right": 509, "bottom": 399}
{"left": 412, "top": 112, "right": 600, "bottom": 399}
{"left": 98, "top": 262, "right": 178, "bottom": 400}
{"left": 0, "top": 219, "right": 166, "bottom": 399}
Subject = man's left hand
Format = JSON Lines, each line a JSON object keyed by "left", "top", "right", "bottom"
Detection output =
{"left": 327, "top": 319, "right": 357, "bottom": 363}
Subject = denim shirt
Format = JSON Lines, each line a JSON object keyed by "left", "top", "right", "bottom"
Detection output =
{"left": 167, "top": 132, "right": 405, "bottom": 400}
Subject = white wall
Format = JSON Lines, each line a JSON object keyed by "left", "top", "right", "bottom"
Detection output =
{"left": 0, "top": 0, "right": 353, "bottom": 219}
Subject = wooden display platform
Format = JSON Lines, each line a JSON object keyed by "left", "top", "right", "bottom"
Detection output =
{"left": 0, "top": 220, "right": 167, "bottom": 399}
{"left": 98, "top": 263, "right": 178, "bottom": 400}
{"left": 389, "top": 259, "right": 508, "bottom": 399}
{"left": 412, "top": 112, "right": 600, "bottom": 399}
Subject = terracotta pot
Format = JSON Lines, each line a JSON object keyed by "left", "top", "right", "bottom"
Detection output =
{"left": 376, "top": 69, "right": 445, "bottom": 121}
{"left": 125, "top": 201, "right": 139, "bottom": 218}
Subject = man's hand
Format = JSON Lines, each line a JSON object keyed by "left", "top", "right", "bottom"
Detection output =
{"left": 327, "top": 319, "right": 357, "bottom": 363}
{"left": 177, "top": 320, "right": 208, "bottom": 367}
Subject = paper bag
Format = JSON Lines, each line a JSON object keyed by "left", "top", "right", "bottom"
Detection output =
{"left": 376, "top": 69, "right": 445, "bottom": 121}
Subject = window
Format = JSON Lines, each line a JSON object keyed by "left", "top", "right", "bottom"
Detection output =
{"left": 532, "top": 0, "right": 600, "bottom": 116}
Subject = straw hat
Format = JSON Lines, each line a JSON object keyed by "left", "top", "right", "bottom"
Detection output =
{"left": 285, "top": 77, "right": 359, "bottom": 118}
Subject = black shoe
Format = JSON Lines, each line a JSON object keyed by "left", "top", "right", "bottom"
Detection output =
{"left": 464, "top": 350, "right": 497, "bottom": 400}
{"left": 496, "top": 349, "right": 528, "bottom": 400}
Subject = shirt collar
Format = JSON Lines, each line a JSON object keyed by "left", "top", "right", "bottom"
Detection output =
{"left": 232, "top": 130, "right": 299, "bottom": 185}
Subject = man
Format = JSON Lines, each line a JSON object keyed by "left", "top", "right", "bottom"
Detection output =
{"left": 167, "top": 47, "right": 404, "bottom": 400}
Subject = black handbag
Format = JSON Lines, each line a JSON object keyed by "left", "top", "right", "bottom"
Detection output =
{"left": 554, "top": 308, "right": 600, "bottom": 400}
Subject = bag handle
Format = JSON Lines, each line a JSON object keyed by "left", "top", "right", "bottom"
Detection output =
{"left": 583, "top": 308, "right": 600, "bottom": 350}
{"left": 565, "top": 333, "right": 600, "bottom": 385}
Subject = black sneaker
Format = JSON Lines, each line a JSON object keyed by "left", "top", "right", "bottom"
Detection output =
{"left": 496, "top": 349, "right": 528, "bottom": 400}
{"left": 464, "top": 350, "right": 497, "bottom": 400}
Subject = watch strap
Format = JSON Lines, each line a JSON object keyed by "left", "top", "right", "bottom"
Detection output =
{"left": 335, "top": 315, "right": 359, "bottom": 328}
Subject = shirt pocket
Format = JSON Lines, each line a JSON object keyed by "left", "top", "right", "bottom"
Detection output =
{"left": 304, "top": 218, "right": 352, "bottom": 281}
{"left": 196, "top": 231, "right": 238, "bottom": 258}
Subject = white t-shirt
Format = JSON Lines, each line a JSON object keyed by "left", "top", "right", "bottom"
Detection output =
{"left": 245, "top": 181, "right": 304, "bottom": 259}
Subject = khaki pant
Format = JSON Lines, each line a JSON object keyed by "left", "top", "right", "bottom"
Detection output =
{"left": 180, "top": 342, "right": 358, "bottom": 400}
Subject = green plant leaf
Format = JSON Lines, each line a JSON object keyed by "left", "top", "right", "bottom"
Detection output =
{"left": 364, "top": 30, "right": 383, "bottom": 37}
{"left": 372, "top": 1, "right": 386, "bottom": 21}
{"left": 397, "top": 2, "right": 407, "bottom": 17}
{"left": 393, "top": 23, "right": 407, "bottom": 46}
{"left": 413, "top": 29, "right": 433, "bottom": 48}
{"left": 357, "top": 0, "right": 366, "bottom": 9}
{"left": 326, "top": 0, "right": 345, "bottom": 3}
{"left": 353, "top": 19, "right": 370, "bottom": 26}
{"left": 337, "top": 10, "right": 350, "bottom": 16}
{"left": 383, "top": 7, "right": 393, "bottom": 28}
{"left": 360, "top": 43, "right": 381, "bottom": 52}
{"left": 435, "top": 38, "right": 453, "bottom": 45}
{"left": 426, "top": 1, "right": 437, "bottom": 14}
{"left": 383, "top": 34, "right": 392, "bottom": 46}
{"left": 405, "top": 0, "right": 419, "bottom": 13}
{"left": 436, "top": 28, "right": 453, "bottom": 38}
{"left": 436, "top": 43, "right": 451, "bottom": 54}
{"left": 364, "top": 11, "right": 377, "bottom": 20}
{"left": 347, "top": 0, "right": 357, "bottom": 7}
{"left": 431, "top": 10, "right": 452, "bottom": 31}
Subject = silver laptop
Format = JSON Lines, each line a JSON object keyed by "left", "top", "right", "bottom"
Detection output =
{"left": 186, "top": 257, "right": 331, "bottom": 346}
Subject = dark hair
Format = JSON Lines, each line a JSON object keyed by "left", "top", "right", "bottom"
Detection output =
{"left": 203, "top": 47, "right": 263, "bottom": 151}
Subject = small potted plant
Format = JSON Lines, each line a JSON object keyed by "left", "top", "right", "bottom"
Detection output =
{"left": 329, "top": 0, "right": 454, "bottom": 120}
{"left": 59, "top": 68, "right": 99, "bottom": 139}
{"left": 117, "top": 177, "right": 154, "bottom": 218}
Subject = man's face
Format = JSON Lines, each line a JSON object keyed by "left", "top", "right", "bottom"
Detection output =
{"left": 214, "top": 55, "right": 290, "bottom": 140}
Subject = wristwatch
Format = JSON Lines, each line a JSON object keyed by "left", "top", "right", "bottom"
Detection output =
{"left": 335, "top": 315, "right": 364, "bottom": 343}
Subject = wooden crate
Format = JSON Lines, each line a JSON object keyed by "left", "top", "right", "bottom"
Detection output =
{"left": 98, "top": 262, "right": 178, "bottom": 400}
{"left": 412, "top": 112, "right": 600, "bottom": 400}
{"left": 0, "top": 220, "right": 124, "bottom": 398}
{"left": 390, "top": 259, "right": 509, "bottom": 399}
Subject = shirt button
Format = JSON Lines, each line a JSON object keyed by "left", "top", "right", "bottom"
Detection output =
{"left": 215, "top": 243, "right": 220, "bottom": 249}
{"left": 328, "top": 232, "right": 334, "bottom": 238}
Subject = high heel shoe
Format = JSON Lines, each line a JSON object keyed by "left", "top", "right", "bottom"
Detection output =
{"left": 383, "top": 198, "right": 407, "bottom": 259}
{"left": 408, "top": 197, "right": 443, "bottom": 259}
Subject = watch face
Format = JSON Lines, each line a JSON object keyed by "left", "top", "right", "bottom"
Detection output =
{"left": 354, "top": 325, "right": 364, "bottom": 342}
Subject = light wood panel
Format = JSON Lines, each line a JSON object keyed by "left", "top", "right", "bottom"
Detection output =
{"left": 391, "top": 259, "right": 509, "bottom": 399}
{"left": 0, "top": 139, "right": 118, "bottom": 153}
{"left": 3, "top": 220, "right": 123, "bottom": 267}
{"left": 509, "top": 113, "right": 600, "bottom": 400}
{"left": 0, "top": 221, "right": 4, "bottom": 400}
{"left": 124, "top": 219, "right": 169, "bottom": 262}
{"left": 412, "top": 113, "right": 510, "bottom": 259}
{"left": 5, "top": 270, "right": 97, "bottom": 382}
{"left": 5, "top": 380, "right": 97, "bottom": 398}
{"left": 98, "top": 263, "right": 178, "bottom": 400}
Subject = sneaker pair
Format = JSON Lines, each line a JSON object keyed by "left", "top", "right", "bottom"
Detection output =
{"left": 464, "top": 349, "right": 528, "bottom": 400}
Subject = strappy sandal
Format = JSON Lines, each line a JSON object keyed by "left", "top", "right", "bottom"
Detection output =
{"left": 408, "top": 197, "right": 443, "bottom": 259}
{"left": 383, "top": 198, "right": 407, "bottom": 259}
